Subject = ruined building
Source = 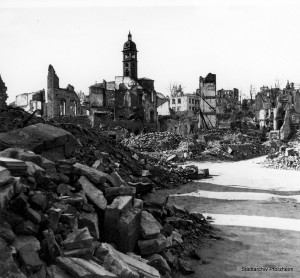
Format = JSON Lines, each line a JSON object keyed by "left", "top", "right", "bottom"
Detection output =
{"left": 88, "top": 32, "right": 158, "bottom": 132}
{"left": 255, "top": 82, "right": 300, "bottom": 139}
{"left": 15, "top": 90, "right": 45, "bottom": 116}
{"left": 47, "top": 65, "right": 81, "bottom": 118}
{"left": 198, "top": 73, "right": 217, "bottom": 128}
{"left": 0, "top": 75, "right": 8, "bottom": 110}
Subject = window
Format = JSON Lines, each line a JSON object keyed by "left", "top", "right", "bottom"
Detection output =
{"left": 59, "top": 100, "right": 66, "bottom": 116}
{"left": 172, "top": 99, "right": 175, "bottom": 104}
{"left": 189, "top": 98, "right": 191, "bottom": 104}
{"left": 177, "top": 98, "right": 181, "bottom": 104}
{"left": 189, "top": 106, "right": 192, "bottom": 110}
{"left": 177, "top": 106, "right": 181, "bottom": 111}
{"left": 150, "top": 110, "right": 155, "bottom": 123}
{"left": 192, "top": 99, "right": 194, "bottom": 104}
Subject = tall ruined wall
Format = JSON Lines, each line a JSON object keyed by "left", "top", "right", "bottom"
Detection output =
{"left": 46, "top": 65, "right": 80, "bottom": 118}
{"left": 0, "top": 75, "right": 8, "bottom": 110}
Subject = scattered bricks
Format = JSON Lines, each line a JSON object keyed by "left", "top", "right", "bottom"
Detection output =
{"left": 78, "top": 212, "right": 99, "bottom": 240}
{"left": 11, "top": 193, "right": 28, "bottom": 213}
{"left": 0, "top": 182, "right": 15, "bottom": 209}
{"left": 109, "top": 171, "right": 128, "bottom": 187}
{"left": 0, "top": 249, "right": 27, "bottom": 278}
{"left": 141, "top": 211, "right": 162, "bottom": 239}
{"left": 25, "top": 207, "right": 41, "bottom": 224}
{"left": 56, "top": 257, "right": 117, "bottom": 278}
{"left": 30, "top": 193, "right": 48, "bottom": 212}
{"left": 47, "top": 264, "right": 72, "bottom": 278}
{"left": 61, "top": 227, "right": 93, "bottom": 251}
{"left": 105, "top": 186, "right": 136, "bottom": 202}
{"left": 138, "top": 234, "right": 167, "bottom": 255}
{"left": 43, "top": 229, "right": 61, "bottom": 261}
{"left": 57, "top": 183, "right": 72, "bottom": 196}
{"left": 166, "top": 154, "right": 176, "bottom": 162}
{"left": 0, "top": 221, "right": 15, "bottom": 244}
{"left": 25, "top": 161, "right": 45, "bottom": 178}
{"left": 19, "top": 244, "right": 43, "bottom": 275}
{"left": 17, "top": 220, "right": 39, "bottom": 236}
{"left": 0, "top": 157, "right": 27, "bottom": 177}
{"left": 58, "top": 173, "right": 70, "bottom": 184}
{"left": 72, "top": 162, "right": 113, "bottom": 186}
{"left": 118, "top": 207, "right": 142, "bottom": 253}
{"left": 146, "top": 254, "right": 171, "bottom": 276}
{"left": 127, "top": 181, "right": 153, "bottom": 195}
{"left": 133, "top": 198, "right": 143, "bottom": 210}
{"left": 94, "top": 243, "right": 139, "bottom": 278}
{"left": 78, "top": 176, "right": 107, "bottom": 210}
{"left": 16, "top": 151, "right": 42, "bottom": 166}
{"left": 142, "top": 170, "right": 151, "bottom": 177}
{"left": 162, "top": 250, "right": 177, "bottom": 268}
{"left": 62, "top": 247, "right": 93, "bottom": 260}
{"left": 48, "top": 208, "right": 62, "bottom": 233}
{"left": 161, "top": 223, "right": 174, "bottom": 237}
{"left": 173, "top": 204, "right": 188, "bottom": 216}
{"left": 12, "top": 236, "right": 41, "bottom": 252}
{"left": 0, "top": 166, "right": 14, "bottom": 186}
{"left": 199, "top": 168, "right": 209, "bottom": 177}
{"left": 178, "top": 258, "right": 194, "bottom": 274}
{"left": 114, "top": 246, "right": 161, "bottom": 278}
{"left": 40, "top": 157, "right": 57, "bottom": 177}
{"left": 60, "top": 214, "right": 76, "bottom": 229}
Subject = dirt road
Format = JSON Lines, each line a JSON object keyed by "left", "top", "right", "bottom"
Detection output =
{"left": 165, "top": 156, "right": 300, "bottom": 278}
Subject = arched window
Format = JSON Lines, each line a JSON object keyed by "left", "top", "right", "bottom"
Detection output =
{"left": 59, "top": 99, "right": 66, "bottom": 116}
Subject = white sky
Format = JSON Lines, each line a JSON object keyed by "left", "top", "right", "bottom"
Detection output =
{"left": 1, "top": 0, "right": 300, "bottom": 103}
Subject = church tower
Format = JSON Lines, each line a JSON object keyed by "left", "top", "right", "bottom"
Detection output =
{"left": 122, "top": 31, "right": 138, "bottom": 80}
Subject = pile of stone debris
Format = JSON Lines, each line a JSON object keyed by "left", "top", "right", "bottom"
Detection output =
{"left": 261, "top": 145, "right": 300, "bottom": 171}
{"left": 0, "top": 122, "right": 215, "bottom": 278}
{"left": 122, "top": 132, "right": 184, "bottom": 152}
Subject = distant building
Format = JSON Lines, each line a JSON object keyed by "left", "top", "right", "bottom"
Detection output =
{"left": 199, "top": 73, "right": 217, "bottom": 128}
{"left": 15, "top": 90, "right": 45, "bottom": 116}
{"left": 157, "top": 93, "right": 170, "bottom": 116}
{"left": 216, "top": 88, "right": 239, "bottom": 114}
{"left": 170, "top": 92, "right": 200, "bottom": 113}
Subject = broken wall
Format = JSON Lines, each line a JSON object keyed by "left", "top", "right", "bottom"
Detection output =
{"left": 0, "top": 75, "right": 8, "bottom": 110}
{"left": 46, "top": 65, "right": 81, "bottom": 119}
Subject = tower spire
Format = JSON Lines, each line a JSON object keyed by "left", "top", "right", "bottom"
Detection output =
{"left": 128, "top": 31, "right": 132, "bottom": 41}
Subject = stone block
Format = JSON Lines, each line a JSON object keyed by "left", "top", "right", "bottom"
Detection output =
{"left": 78, "top": 212, "right": 99, "bottom": 240}
{"left": 30, "top": 193, "right": 48, "bottom": 212}
{"left": 47, "top": 265, "right": 72, "bottom": 278}
{"left": 43, "top": 229, "right": 61, "bottom": 261}
{"left": 72, "top": 162, "right": 113, "bottom": 185}
{"left": 0, "top": 249, "right": 27, "bottom": 278}
{"left": 0, "top": 182, "right": 15, "bottom": 209}
{"left": 19, "top": 244, "right": 43, "bottom": 275}
{"left": 128, "top": 181, "right": 153, "bottom": 195}
{"left": 0, "top": 123, "right": 76, "bottom": 159}
{"left": 56, "top": 256, "right": 117, "bottom": 278}
{"left": 143, "top": 193, "right": 168, "bottom": 209}
{"left": 0, "top": 166, "right": 13, "bottom": 186}
{"left": 61, "top": 227, "right": 93, "bottom": 251}
{"left": 105, "top": 186, "right": 136, "bottom": 202}
{"left": 146, "top": 254, "right": 171, "bottom": 276}
{"left": 12, "top": 236, "right": 40, "bottom": 252}
{"left": 0, "top": 158, "right": 27, "bottom": 177}
{"left": 25, "top": 207, "right": 41, "bottom": 224}
{"left": 78, "top": 176, "right": 107, "bottom": 210}
{"left": 109, "top": 171, "right": 128, "bottom": 187}
{"left": 0, "top": 221, "right": 15, "bottom": 244}
{"left": 138, "top": 234, "right": 167, "bottom": 255}
{"left": 141, "top": 211, "right": 162, "bottom": 239}
{"left": 48, "top": 207, "right": 62, "bottom": 233}
{"left": 94, "top": 243, "right": 139, "bottom": 278}
{"left": 118, "top": 207, "right": 142, "bottom": 253}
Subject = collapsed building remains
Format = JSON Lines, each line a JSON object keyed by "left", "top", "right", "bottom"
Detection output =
{"left": 255, "top": 82, "right": 300, "bottom": 139}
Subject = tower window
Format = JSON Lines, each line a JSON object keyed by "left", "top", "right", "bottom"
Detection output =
{"left": 178, "top": 98, "right": 181, "bottom": 104}
{"left": 126, "top": 63, "right": 129, "bottom": 67}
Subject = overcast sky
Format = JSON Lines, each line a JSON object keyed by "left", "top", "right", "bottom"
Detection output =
{"left": 1, "top": 0, "right": 300, "bottom": 103}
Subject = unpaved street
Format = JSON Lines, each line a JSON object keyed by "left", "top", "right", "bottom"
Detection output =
{"left": 165, "top": 156, "right": 300, "bottom": 278}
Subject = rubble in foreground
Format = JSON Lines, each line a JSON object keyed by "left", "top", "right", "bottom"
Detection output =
{"left": 0, "top": 110, "right": 217, "bottom": 278}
